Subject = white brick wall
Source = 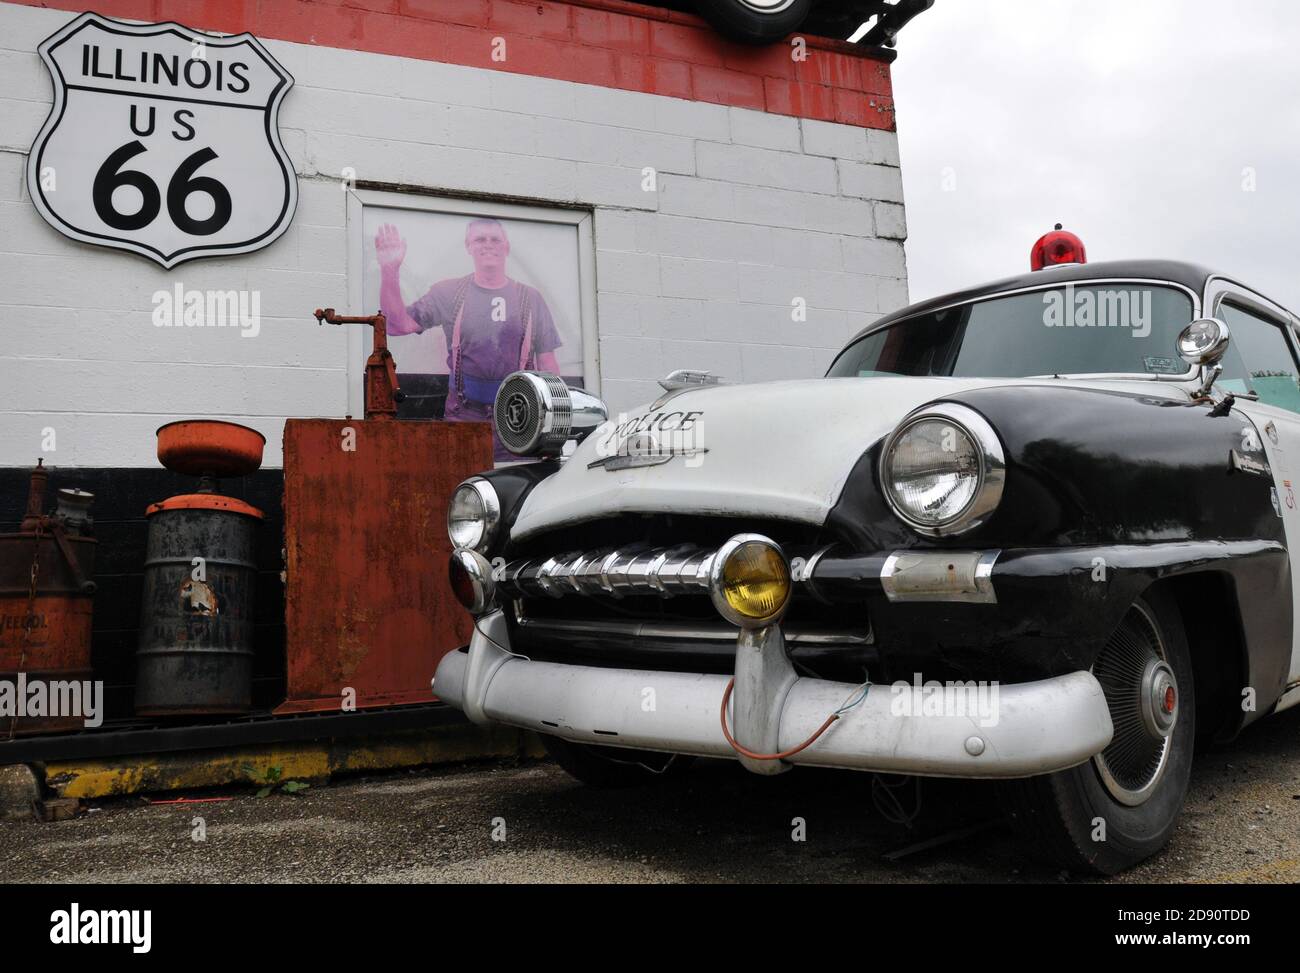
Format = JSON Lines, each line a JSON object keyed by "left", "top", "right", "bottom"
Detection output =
{"left": 0, "top": 2, "right": 908, "bottom": 468}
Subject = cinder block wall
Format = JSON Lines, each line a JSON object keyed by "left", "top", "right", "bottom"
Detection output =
{"left": 0, "top": 0, "right": 908, "bottom": 469}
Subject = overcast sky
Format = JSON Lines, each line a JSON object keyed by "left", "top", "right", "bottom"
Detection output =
{"left": 889, "top": 0, "right": 1300, "bottom": 310}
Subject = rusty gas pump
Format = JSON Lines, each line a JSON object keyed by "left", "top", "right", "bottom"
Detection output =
{"left": 274, "top": 304, "right": 491, "bottom": 714}
{"left": 314, "top": 309, "right": 404, "bottom": 419}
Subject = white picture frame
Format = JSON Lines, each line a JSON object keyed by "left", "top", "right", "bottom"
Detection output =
{"left": 345, "top": 187, "right": 600, "bottom": 420}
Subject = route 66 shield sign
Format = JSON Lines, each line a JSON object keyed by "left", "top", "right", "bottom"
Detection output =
{"left": 27, "top": 13, "right": 297, "bottom": 268}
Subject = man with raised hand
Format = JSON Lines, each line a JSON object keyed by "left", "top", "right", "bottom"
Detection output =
{"left": 376, "top": 217, "right": 564, "bottom": 462}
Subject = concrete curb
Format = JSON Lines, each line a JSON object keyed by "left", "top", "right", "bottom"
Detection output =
{"left": 37, "top": 724, "right": 545, "bottom": 802}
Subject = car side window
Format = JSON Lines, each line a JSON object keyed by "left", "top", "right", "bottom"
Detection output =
{"left": 1213, "top": 301, "right": 1300, "bottom": 414}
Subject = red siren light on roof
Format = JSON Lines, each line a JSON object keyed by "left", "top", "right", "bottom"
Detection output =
{"left": 1030, "top": 224, "right": 1087, "bottom": 271}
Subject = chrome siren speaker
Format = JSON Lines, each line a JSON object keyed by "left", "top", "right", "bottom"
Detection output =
{"left": 494, "top": 371, "right": 608, "bottom": 457}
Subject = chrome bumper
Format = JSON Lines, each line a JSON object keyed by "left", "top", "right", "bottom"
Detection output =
{"left": 433, "top": 610, "right": 1114, "bottom": 779}
{"left": 479, "top": 542, "right": 1004, "bottom": 606}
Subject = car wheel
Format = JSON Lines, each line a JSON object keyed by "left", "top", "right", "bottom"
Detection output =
{"left": 541, "top": 734, "right": 692, "bottom": 788}
{"left": 1010, "top": 589, "right": 1195, "bottom": 875}
{"left": 695, "top": 0, "right": 815, "bottom": 45}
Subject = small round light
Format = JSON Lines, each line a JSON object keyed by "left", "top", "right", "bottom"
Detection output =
{"left": 1176, "top": 317, "right": 1231, "bottom": 366}
{"left": 709, "top": 535, "right": 791, "bottom": 628}
{"left": 881, "top": 403, "right": 1005, "bottom": 537}
{"left": 448, "top": 549, "right": 495, "bottom": 615}
{"left": 447, "top": 477, "right": 500, "bottom": 552}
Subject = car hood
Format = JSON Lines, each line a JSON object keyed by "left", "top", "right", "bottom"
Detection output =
{"left": 511, "top": 375, "right": 1166, "bottom": 542}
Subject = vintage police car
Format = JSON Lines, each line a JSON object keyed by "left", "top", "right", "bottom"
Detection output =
{"left": 434, "top": 230, "right": 1300, "bottom": 874}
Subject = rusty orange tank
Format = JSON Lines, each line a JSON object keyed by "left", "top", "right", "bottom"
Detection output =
{"left": 0, "top": 461, "right": 97, "bottom": 737}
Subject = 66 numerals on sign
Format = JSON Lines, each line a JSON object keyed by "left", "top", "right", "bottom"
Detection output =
{"left": 93, "top": 139, "right": 232, "bottom": 236}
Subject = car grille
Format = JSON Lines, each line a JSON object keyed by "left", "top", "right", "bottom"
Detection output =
{"left": 501, "top": 514, "right": 872, "bottom": 677}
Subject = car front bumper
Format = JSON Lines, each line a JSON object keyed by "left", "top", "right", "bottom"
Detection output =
{"left": 433, "top": 609, "right": 1114, "bottom": 779}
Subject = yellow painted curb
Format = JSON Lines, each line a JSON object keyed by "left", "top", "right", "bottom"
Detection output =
{"left": 43, "top": 725, "right": 540, "bottom": 800}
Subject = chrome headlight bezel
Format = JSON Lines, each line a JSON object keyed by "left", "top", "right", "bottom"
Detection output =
{"left": 707, "top": 533, "right": 792, "bottom": 629}
{"left": 447, "top": 476, "right": 501, "bottom": 553}
{"left": 879, "top": 402, "right": 1006, "bottom": 537}
{"left": 1176, "top": 317, "right": 1231, "bottom": 367}
{"left": 448, "top": 548, "right": 497, "bottom": 615}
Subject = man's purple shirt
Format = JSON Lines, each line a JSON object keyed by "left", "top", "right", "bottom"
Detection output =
{"left": 408, "top": 277, "right": 561, "bottom": 380}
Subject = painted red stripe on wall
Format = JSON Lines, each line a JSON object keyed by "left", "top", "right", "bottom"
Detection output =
{"left": 8, "top": 0, "right": 895, "bottom": 129}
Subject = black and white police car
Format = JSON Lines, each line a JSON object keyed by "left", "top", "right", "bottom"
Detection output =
{"left": 435, "top": 227, "right": 1300, "bottom": 874}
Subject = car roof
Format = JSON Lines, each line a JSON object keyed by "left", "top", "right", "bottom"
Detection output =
{"left": 860, "top": 260, "right": 1218, "bottom": 342}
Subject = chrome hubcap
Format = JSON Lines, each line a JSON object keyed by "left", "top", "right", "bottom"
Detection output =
{"left": 1091, "top": 604, "right": 1177, "bottom": 807}
{"left": 1142, "top": 660, "right": 1178, "bottom": 739}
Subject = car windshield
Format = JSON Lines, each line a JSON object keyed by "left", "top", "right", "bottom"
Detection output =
{"left": 826, "top": 283, "right": 1197, "bottom": 379}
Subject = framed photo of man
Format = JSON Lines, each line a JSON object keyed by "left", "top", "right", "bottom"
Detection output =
{"left": 347, "top": 189, "right": 599, "bottom": 463}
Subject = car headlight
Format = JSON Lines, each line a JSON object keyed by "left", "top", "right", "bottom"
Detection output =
{"left": 880, "top": 403, "right": 1005, "bottom": 537}
{"left": 447, "top": 477, "right": 500, "bottom": 552}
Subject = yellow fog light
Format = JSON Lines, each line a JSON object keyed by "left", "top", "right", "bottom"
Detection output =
{"left": 709, "top": 534, "right": 791, "bottom": 629}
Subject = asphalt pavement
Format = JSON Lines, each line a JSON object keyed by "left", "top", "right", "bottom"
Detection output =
{"left": 1, "top": 704, "right": 1297, "bottom": 883}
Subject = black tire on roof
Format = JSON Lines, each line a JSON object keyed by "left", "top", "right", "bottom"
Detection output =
{"left": 695, "top": 0, "right": 815, "bottom": 45}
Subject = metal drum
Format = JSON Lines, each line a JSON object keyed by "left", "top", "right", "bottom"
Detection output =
{"left": 135, "top": 421, "right": 264, "bottom": 716}
{"left": 135, "top": 502, "right": 261, "bottom": 715}
{"left": 0, "top": 461, "right": 96, "bottom": 736}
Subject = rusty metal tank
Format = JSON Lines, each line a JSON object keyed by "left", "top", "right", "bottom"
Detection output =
{"left": 135, "top": 421, "right": 264, "bottom": 716}
{"left": 0, "top": 461, "right": 97, "bottom": 737}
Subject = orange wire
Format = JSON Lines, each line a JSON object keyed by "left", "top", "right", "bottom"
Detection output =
{"left": 719, "top": 677, "right": 840, "bottom": 761}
